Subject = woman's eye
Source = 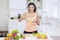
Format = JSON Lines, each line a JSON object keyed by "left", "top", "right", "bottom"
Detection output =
{"left": 29, "top": 7, "right": 33, "bottom": 8}
{"left": 32, "top": 7, "right": 33, "bottom": 8}
{"left": 29, "top": 7, "right": 31, "bottom": 8}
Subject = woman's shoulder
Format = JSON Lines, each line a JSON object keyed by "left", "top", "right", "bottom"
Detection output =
{"left": 24, "top": 12, "right": 28, "bottom": 14}
{"left": 23, "top": 12, "right": 28, "bottom": 16}
{"left": 35, "top": 12, "right": 39, "bottom": 15}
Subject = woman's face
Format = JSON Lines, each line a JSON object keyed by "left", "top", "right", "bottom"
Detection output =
{"left": 28, "top": 5, "right": 34, "bottom": 12}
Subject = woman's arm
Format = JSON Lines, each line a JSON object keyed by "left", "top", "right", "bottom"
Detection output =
{"left": 36, "top": 13, "right": 40, "bottom": 25}
{"left": 18, "top": 12, "right": 26, "bottom": 22}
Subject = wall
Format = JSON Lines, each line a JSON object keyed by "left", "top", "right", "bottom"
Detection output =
{"left": 58, "top": 0, "right": 60, "bottom": 19}
{"left": 0, "top": 0, "right": 9, "bottom": 31}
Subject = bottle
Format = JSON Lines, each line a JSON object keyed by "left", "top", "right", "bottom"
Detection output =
{"left": 18, "top": 14, "right": 21, "bottom": 19}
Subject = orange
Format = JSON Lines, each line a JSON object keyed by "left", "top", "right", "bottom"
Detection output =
{"left": 4, "top": 37, "right": 9, "bottom": 40}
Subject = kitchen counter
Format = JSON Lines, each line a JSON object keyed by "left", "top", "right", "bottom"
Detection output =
{"left": 0, "top": 34, "right": 53, "bottom": 40}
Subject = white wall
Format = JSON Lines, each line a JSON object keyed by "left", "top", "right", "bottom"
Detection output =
{"left": 58, "top": 0, "right": 60, "bottom": 19}
{"left": 0, "top": 0, "right": 9, "bottom": 31}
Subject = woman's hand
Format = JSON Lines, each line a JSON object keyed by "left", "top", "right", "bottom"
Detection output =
{"left": 35, "top": 21, "right": 40, "bottom": 25}
{"left": 18, "top": 12, "right": 26, "bottom": 22}
{"left": 35, "top": 13, "right": 40, "bottom": 25}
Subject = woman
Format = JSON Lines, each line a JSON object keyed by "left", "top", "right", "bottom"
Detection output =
{"left": 18, "top": 3, "right": 40, "bottom": 34}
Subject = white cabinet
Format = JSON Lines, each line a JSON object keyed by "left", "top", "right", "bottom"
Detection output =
{"left": 9, "top": 0, "right": 26, "bottom": 9}
{"left": 42, "top": 0, "right": 58, "bottom": 18}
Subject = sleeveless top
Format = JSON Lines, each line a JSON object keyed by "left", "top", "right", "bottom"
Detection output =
{"left": 24, "top": 13, "right": 37, "bottom": 32}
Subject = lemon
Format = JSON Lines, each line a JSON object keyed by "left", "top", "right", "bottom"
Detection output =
{"left": 40, "top": 32, "right": 48, "bottom": 39}
{"left": 34, "top": 33, "right": 40, "bottom": 37}
{"left": 41, "top": 36, "right": 45, "bottom": 39}
{"left": 7, "top": 34, "right": 12, "bottom": 38}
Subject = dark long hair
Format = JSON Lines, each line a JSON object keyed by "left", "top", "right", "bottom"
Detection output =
{"left": 28, "top": 2, "right": 37, "bottom": 12}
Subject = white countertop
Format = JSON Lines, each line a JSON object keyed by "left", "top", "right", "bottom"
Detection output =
{"left": 19, "top": 36, "right": 53, "bottom": 40}
{"left": 0, "top": 35, "right": 53, "bottom": 40}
